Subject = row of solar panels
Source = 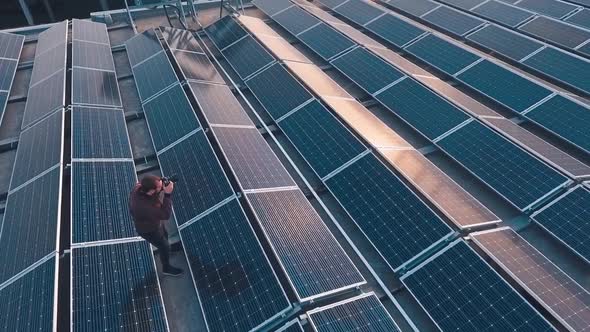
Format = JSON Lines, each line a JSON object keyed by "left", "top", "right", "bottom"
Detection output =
{"left": 208, "top": 10, "right": 589, "bottom": 330}
{"left": 383, "top": 0, "right": 590, "bottom": 58}
{"left": 0, "top": 32, "right": 23, "bottom": 128}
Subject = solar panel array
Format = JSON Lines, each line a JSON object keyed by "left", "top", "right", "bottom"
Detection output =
{"left": 472, "top": 227, "right": 590, "bottom": 331}
{"left": 0, "top": 32, "right": 24, "bottom": 127}
{"left": 307, "top": 293, "right": 401, "bottom": 331}
{"left": 0, "top": 21, "right": 67, "bottom": 331}
{"left": 401, "top": 239, "right": 556, "bottom": 331}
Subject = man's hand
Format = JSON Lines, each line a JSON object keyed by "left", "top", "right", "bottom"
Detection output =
{"left": 163, "top": 182, "right": 174, "bottom": 194}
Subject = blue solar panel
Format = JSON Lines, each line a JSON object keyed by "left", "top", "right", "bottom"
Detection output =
{"left": 317, "top": 0, "right": 349, "bottom": 9}
{"left": 22, "top": 69, "right": 65, "bottom": 129}
{"left": 519, "top": 16, "right": 590, "bottom": 50}
{"left": 72, "top": 67, "right": 122, "bottom": 107}
{"left": 532, "top": 186, "right": 590, "bottom": 263}
{"left": 73, "top": 19, "right": 110, "bottom": 45}
{"left": 273, "top": 5, "right": 321, "bottom": 36}
{"left": 324, "top": 153, "right": 453, "bottom": 271}
{"left": 438, "top": 121, "right": 570, "bottom": 210}
{"left": 0, "top": 31, "right": 25, "bottom": 60}
{"left": 365, "top": 14, "right": 426, "bottom": 48}
{"left": 0, "top": 166, "right": 61, "bottom": 284}
{"left": 334, "top": 0, "right": 383, "bottom": 25}
{"left": 171, "top": 50, "right": 224, "bottom": 83}
{"left": 142, "top": 84, "right": 201, "bottom": 152}
{"left": 245, "top": 63, "right": 313, "bottom": 119}
{"left": 298, "top": 23, "right": 356, "bottom": 60}
{"left": 279, "top": 100, "right": 367, "bottom": 178}
{"left": 10, "top": 110, "right": 63, "bottom": 190}
{"left": 517, "top": 0, "right": 578, "bottom": 19}
{"left": 405, "top": 34, "right": 480, "bottom": 75}
{"left": 579, "top": 41, "right": 590, "bottom": 56}
{"left": 375, "top": 78, "right": 470, "bottom": 140}
{"left": 472, "top": 0, "right": 534, "bottom": 27}
{"left": 246, "top": 189, "right": 365, "bottom": 301}
{"left": 467, "top": 25, "right": 543, "bottom": 61}
{"left": 402, "top": 240, "right": 555, "bottom": 331}
{"left": 331, "top": 47, "right": 405, "bottom": 94}
{"left": 188, "top": 82, "right": 254, "bottom": 127}
{"left": 439, "top": 0, "right": 485, "bottom": 10}
{"left": 35, "top": 20, "right": 68, "bottom": 56}
{"left": 72, "top": 241, "right": 168, "bottom": 331}
{"left": 0, "top": 256, "right": 56, "bottom": 332}
{"left": 422, "top": 6, "right": 485, "bottom": 36}
{"left": 180, "top": 198, "right": 291, "bottom": 331}
{"left": 205, "top": 15, "right": 248, "bottom": 50}
{"left": 132, "top": 52, "right": 178, "bottom": 102}
{"left": 457, "top": 60, "right": 553, "bottom": 113}
{"left": 222, "top": 35, "right": 275, "bottom": 79}
{"left": 387, "top": 0, "right": 440, "bottom": 17}
{"left": 308, "top": 293, "right": 400, "bottom": 331}
{"left": 525, "top": 95, "right": 590, "bottom": 154}
{"left": 566, "top": 9, "right": 590, "bottom": 29}
{"left": 124, "top": 29, "right": 162, "bottom": 67}
{"left": 523, "top": 47, "right": 590, "bottom": 95}
{"left": 0, "top": 58, "right": 18, "bottom": 92}
{"left": 73, "top": 41, "right": 115, "bottom": 71}
{"left": 212, "top": 126, "right": 296, "bottom": 190}
{"left": 30, "top": 44, "right": 67, "bottom": 84}
{"left": 72, "top": 106, "right": 132, "bottom": 159}
{"left": 252, "top": 0, "right": 293, "bottom": 16}
{"left": 158, "top": 131, "right": 234, "bottom": 226}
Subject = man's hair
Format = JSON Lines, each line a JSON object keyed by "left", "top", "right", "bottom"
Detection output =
{"left": 140, "top": 175, "right": 160, "bottom": 193}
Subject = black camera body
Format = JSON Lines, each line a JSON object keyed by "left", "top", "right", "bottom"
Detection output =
{"left": 161, "top": 175, "right": 178, "bottom": 187}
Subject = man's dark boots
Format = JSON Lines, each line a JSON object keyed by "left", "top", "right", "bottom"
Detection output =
{"left": 163, "top": 265, "right": 184, "bottom": 277}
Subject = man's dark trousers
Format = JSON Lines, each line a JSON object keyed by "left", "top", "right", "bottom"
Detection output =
{"left": 139, "top": 225, "right": 170, "bottom": 269}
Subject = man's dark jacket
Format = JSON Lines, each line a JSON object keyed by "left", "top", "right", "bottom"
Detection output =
{"left": 129, "top": 183, "right": 172, "bottom": 234}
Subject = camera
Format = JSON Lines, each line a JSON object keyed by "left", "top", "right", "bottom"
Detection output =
{"left": 161, "top": 175, "right": 178, "bottom": 187}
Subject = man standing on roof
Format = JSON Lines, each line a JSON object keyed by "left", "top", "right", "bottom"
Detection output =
{"left": 129, "top": 175, "right": 183, "bottom": 277}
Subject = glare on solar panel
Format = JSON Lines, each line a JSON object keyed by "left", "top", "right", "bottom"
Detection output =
{"left": 35, "top": 20, "right": 68, "bottom": 56}
{"left": 72, "top": 41, "right": 115, "bottom": 71}
{"left": 516, "top": 0, "right": 578, "bottom": 19}
{"left": 519, "top": 16, "right": 590, "bottom": 50}
{"left": 171, "top": 50, "right": 224, "bottom": 83}
{"left": 284, "top": 61, "right": 349, "bottom": 98}
{"left": 160, "top": 26, "right": 204, "bottom": 53}
{"left": 124, "top": 29, "right": 163, "bottom": 67}
{"left": 29, "top": 43, "right": 67, "bottom": 84}
{"left": 72, "top": 19, "right": 110, "bottom": 45}
{"left": 221, "top": 35, "right": 276, "bottom": 79}
{"left": 72, "top": 67, "right": 122, "bottom": 107}
{"left": 204, "top": 15, "right": 248, "bottom": 50}
{"left": 188, "top": 81, "right": 255, "bottom": 127}
{"left": 22, "top": 69, "right": 65, "bottom": 129}
{"left": 466, "top": 24, "right": 544, "bottom": 61}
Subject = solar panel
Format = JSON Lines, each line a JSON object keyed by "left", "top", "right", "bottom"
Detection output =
{"left": 365, "top": 13, "right": 426, "bottom": 48}
{"left": 531, "top": 185, "right": 590, "bottom": 263}
{"left": 0, "top": 58, "right": 18, "bottom": 91}
{"left": 383, "top": 149, "right": 499, "bottom": 228}
{"left": 255, "top": 34, "right": 311, "bottom": 64}
{"left": 273, "top": 5, "right": 321, "bottom": 36}
{"left": 519, "top": 16, "right": 590, "bottom": 50}
{"left": 0, "top": 32, "right": 25, "bottom": 59}
{"left": 160, "top": 26, "right": 203, "bottom": 52}
{"left": 566, "top": 9, "right": 590, "bottom": 29}
{"left": 212, "top": 126, "right": 296, "bottom": 190}
{"left": 334, "top": 0, "right": 384, "bottom": 25}
{"left": 317, "top": 0, "right": 349, "bottom": 10}
{"left": 298, "top": 23, "right": 356, "bottom": 60}
{"left": 0, "top": 256, "right": 56, "bottom": 332}
{"left": 523, "top": 47, "right": 590, "bottom": 95}
{"left": 482, "top": 117, "right": 590, "bottom": 179}
{"left": 21, "top": 69, "right": 65, "bottom": 128}
{"left": 401, "top": 239, "right": 555, "bottom": 331}
{"left": 72, "top": 41, "right": 115, "bottom": 71}
{"left": 245, "top": 189, "right": 365, "bottom": 301}
{"left": 456, "top": 60, "right": 553, "bottom": 114}
{"left": 525, "top": 95, "right": 590, "bottom": 154}
{"left": 124, "top": 29, "right": 162, "bottom": 67}
{"left": 205, "top": 15, "right": 248, "bottom": 50}
{"left": 132, "top": 51, "right": 178, "bottom": 102}
{"left": 72, "top": 19, "right": 110, "bottom": 45}
{"left": 579, "top": 41, "right": 590, "bottom": 56}
{"left": 35, "top": 20, "right": 68, "bottom": 56}
{"left": 252, "top": 0, "right": 293, "bottom": 16}
{"left": 222, "top": 35, "right": 275, "bottom": 79}
{"left": 405, "top": 34, "right": 480, "bottom": 75}
{"left": 375, "top": 78, "right": 470, "bottom": 140}
{"left": 516, "top": 0, "right": 578, "bottom": 19}
{"left": 279, "top": 100, "right": 367, "bottom": 178}
{"left": 245, "top": 63, "right": 313, "bottom": 119}
{"left": 308, "top": 293, "right": 400, "bottom": 331}
{"left": 72, "top": 241, "right": 168, "bottom": 331}
{"left": 72, "top": 67, "right": 122, "bottom": 107}
{"left": 437, "top": 120, "right": 570, "bottom": 210}
{"left": 10, "top": 110, "right": 63, "bottom": 190}
{"left": 439, "top": 0, "right": 485, "bottom": 10}
{"left": 284, "top": 61, "right": 350, "bottom": 98}
{"left": 171, "top": 50, "right": 224, "bottom": 83}
{"left": 422, "top": 6, "right": 485, "bottom": 36}
{"left": 472, "top": 227, "right": 590, "bottom": 332}
{"left": 72, "top": 161, "right": 137, "bottom": 243}
{"left": 29, "top": 43, "right": 67, "bottom": 84}
{"left": 330, "top": 47, "right": 405, "bottom": 95}
{"left": 331, "top": 22, "right": 389, "bottom": 49}
{"left": 0, "top": 166, "right": 61, "bottom": 284}
{"left": 157, "top": 131, "right": 234, "bottom": 226}
{"left": 472, "top": 0, "right": 534, "bottom": 27}
{"left": 387, "top": 0, "right": 440, "bottom": 17}
{"left": 324, "top": 153, "right": 453, "bottom": 271}
{"left": 179, "top": 198, "right": 291, "bottom": 332}
{"left": 466, "top": 25, "right": 544, "bottom": 61}
{"left": 142, "top": 84, "right": 201, "bottom": 152}
{"left": 72, "top": 106, "right": 133, "bottom": 159}
{"left": 187, "top": 82, "right": 254, "bottom": 127}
